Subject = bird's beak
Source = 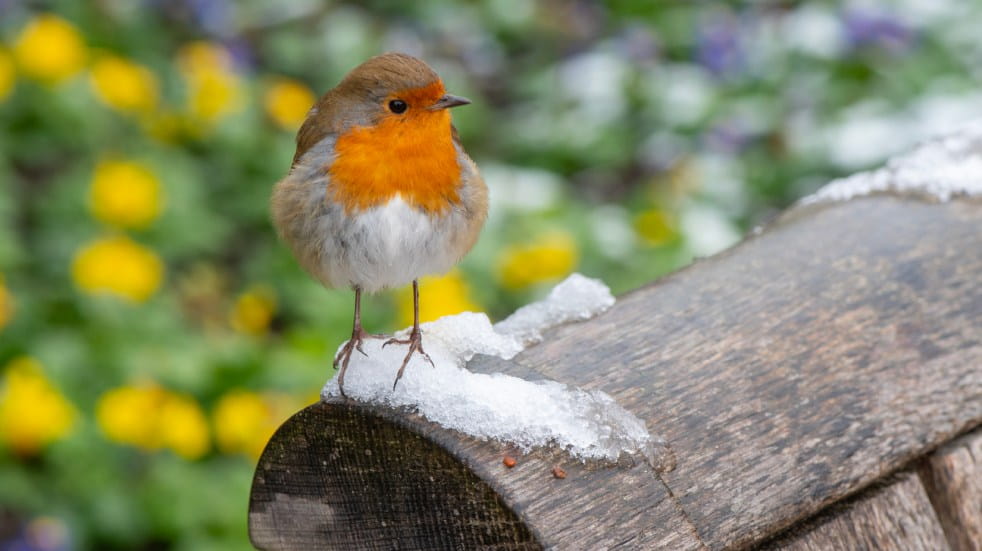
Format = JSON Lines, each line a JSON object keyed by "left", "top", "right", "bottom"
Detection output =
{"left": 429, "top": 94, "right": 471, "bottom": 110}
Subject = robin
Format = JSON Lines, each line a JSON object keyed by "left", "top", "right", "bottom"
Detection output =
{"left": 271, "top": 53, "right": 487, "bottom": 394}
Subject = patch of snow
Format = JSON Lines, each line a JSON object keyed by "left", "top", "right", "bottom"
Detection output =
{"left": 493, "top": 273, "right": 615, "bottom": 347}
{"left": 804, "top": 120, "right": 982, "bottom": 204}
{"left": 321, "top": 274, "right": 655, "bottom": 463}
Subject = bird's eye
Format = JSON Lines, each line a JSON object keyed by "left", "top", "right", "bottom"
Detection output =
{"left": 388, "top": 99, "right": 408, "bottom": 114}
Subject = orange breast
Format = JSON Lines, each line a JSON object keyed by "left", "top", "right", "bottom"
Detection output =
{"left": 328, "top": 108, "right": 461, "bottom": 215}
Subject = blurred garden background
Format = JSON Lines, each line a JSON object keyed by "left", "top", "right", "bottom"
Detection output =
{"left": 1, "top": 0, "right": 980, "bottom": 549}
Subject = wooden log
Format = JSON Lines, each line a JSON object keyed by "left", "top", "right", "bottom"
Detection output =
{"left": 918, "top": 428, "right": 982, "bottom": 551}
{"left": 513, "top": 196, "right": 982, "bottom": 549}
{"left": 760, "top": 471, "right": 950, "bottom": 550}
{"left": 250, "top": 192, "right": 982, "bottom": 548}
{"left": 248, "top": 403, "right": 542, "bottom": 550}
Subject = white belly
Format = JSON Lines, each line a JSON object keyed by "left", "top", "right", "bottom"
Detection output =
{"left": 320, "top": 196, "right": 464, "bottom": 292}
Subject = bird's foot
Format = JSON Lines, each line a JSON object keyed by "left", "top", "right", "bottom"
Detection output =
{"left": 383, "top": 329, "right": 434, "bottom": 390}
{"left": 334, "top": 328, "right": 386, "bottom": 397}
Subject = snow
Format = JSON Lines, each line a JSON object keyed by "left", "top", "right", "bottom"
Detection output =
{"left": 493, "top": 273, "right": 615, "bottom": 347}
{"left": 321, "top": 274, "right": 659, "bottom": 464}
{"left": 805, "top": 120, "right": 982, "bottom": 204}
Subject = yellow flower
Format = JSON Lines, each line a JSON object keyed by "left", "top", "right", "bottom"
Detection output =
{"left": 634, "top": 208, "right": 677, "bottom": 246}
{"left": 176, "top": 41, "right": 232, "bottom": 76}
{"left": 96, "top": 384, "right": 210, "bottom": 460}
{"left": 158, "top": 392, "right": 210, "bottom": 459}
{"left": 96, "top": 385, "right": 160, "bottom": 449}
{"left": 213, "top": 390, "right": 294, "bottom": 459}
{"left": 229, "top": 285, "right": 277, "bottom": 336}
{"left": 0, "top": 357, "right": 75, "bottom": 455}
{"left": 264, "top": 77, "right": 315, "bottom": 130}
{"left": 0, "top": 275, "right": 13, "bottom": 331}
{"left": 89, "top": 54, "right": 158, "bottom": 113}
{"left": 13, "top": 14, "right": 87, "bottom": 83}
{"left": 0, "top": 49, "right": 15, "bottom": 101}
{"left": 498, "top": 232, "right": 578, "bottom": 290}
{"left": 177, "top": 41, "right": 243, "bottom": 123}
{"left": 72, "top": 235, "right": 163, "bottom": 302}
{"left": 397, "top": 269, "right": 479, "bottom": 327}
{"left": 89, "top": 159, "right": 163, "bottom": 229}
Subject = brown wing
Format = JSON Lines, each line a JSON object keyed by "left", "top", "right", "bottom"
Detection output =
{"left": 292, "top": 107, "right": 328, "bottom": 167}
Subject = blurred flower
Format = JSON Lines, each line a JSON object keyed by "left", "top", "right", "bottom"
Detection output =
{"left": 12, "top": 14, "right": 87, "bottom": 83}
{"left": 95, "top": 385, "right": 157, "bottom": 450}
{"left": 177, "top": 41, "right": 243, "bottom": 123}
{"left": 0, "top": 356, "right": 76, "bottom": 456}
{"left": 158, "top": 392, "right": 211, "bottom": 459}
{"left": 89, "top": 54, "right": 159, "bottom": 113}
{"left": 213, "top": 390, "right": 294, "bottom": 459}
{"left": 614, "top": 24, "right": 660, "bottom": 64}
{"left": 680, "top": 203, "right": 740, "bottom": 257}
{"left": 498, "top": 232, "right": 578, "bottom": 290}
{"left": 705, "top": 119, "right": 753, "bottom": 155}
{"left": 696, "top": 12, "right": 743, "bottom": 76}
{"left": 229, "top": 285, "right": 276, "bottom": 336}
{"left": 89, "top": 159, "right": 163, "bottom": 228}
{"left": 96, "top": 384, "right": 210, "bottom": 460}
{"left": 0, "top": 275, "right": 12, "bottom": 331}
{"left": 0, "top": 48, "right": 14, "bottom": 101}
{"left": 2, "top": 516, "right": 71, "bottom": 551}
{"left": 264, "top": 77, "right": 315, "bottom": 131}
{"left": 72, "top": 235, "right": 164, "bottom": 302}
{"left": 186, "top": 0, "right": 233, "bottom": 35}
{"left": 634, "top": 208, "right": 678, "bottom": 246}
{"left": 177, "top": 40, "right": 231, "bottom": 75}
{"left": 843, "top": 10, "right": 915, "bottom": 53}
{"left": 397, "top": 269, "right": 479, "bottom": 327}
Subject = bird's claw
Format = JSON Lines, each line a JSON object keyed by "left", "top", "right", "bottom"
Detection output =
{"left": 390, "top": 330, "right": 433, "bottom": 391}
{"left": 335, "top": 330, "right": 385, "bottom": 396}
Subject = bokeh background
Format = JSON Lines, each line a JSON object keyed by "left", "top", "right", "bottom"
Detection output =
{"left": 1, "top": 0, "right": 980, "bottom": 549}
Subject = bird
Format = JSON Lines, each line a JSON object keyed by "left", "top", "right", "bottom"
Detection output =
{"left": 271, "top": 53, "right": 487, "bottom": 395}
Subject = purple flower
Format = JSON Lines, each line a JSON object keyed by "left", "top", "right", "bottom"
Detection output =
{"left": 223, "top": 38, "right": 255, "bottom": 72}
{"left": 696, "top": 14, "right": 743, "bottom": 77}
{"left": 187, "top": 0, "right": 232, "bottom": 36}
{"left": 0, "top": 518, "right": 70, "bottom": 551}
{"left": 704, "top": 119, "right": 753, "bottom": 155}
{"left": 144, "top": 0, "right": 233, "bottom": 37}
{"left": 843, "top": 9, "right": 916, "bottom": 53}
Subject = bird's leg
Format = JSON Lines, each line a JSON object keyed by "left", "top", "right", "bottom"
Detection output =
{"left": 384, "top": 279, "right": 434, "bottom": 390}
{"left": 334, "top": 287, "right": 383, "bottom": 395}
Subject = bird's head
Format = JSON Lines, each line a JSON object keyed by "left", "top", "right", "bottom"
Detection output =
{"left": 294, "top": 53, "right": 470, "bottom": 165}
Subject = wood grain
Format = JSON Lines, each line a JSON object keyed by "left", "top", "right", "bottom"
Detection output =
{"left": 512, "top": 196, "right": 982, "bottom": 549}
{"left": 919, "top": 428, "right": 982, "bottom": 551}
{"left": 249, "top": 402, "right": 541, "bottom": 550}
{"left": 761, "top": 472, "right": 950, "bottom": 550}
{"left": 250, "top": 195, "right": 982, "bottom": 549}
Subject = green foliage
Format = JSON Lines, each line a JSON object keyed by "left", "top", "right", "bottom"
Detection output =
{"left": 0, "top": 1, "right": 978, "bottom": 548}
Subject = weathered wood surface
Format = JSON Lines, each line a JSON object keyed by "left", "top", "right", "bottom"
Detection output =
{"left": 509, "top": 196, "right": 982, "bottom": 549}
{"left": 918, "top": 428, "right": 982, "bottom": 551}
{"left": 250, "top": 194, "right": 982, "bottom": 549}
{"left": 761, "top": 471, "right": 950, "bottom": 550}
{"left": 249, "top": 403, "right": 540, "bottom": 550}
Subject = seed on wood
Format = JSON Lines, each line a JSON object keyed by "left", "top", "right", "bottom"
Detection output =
{"left": 552, "top": 466, "right": 567, "bottom": 479}
{"left": 503, "top": 456, "right": 517, "bottom": 468}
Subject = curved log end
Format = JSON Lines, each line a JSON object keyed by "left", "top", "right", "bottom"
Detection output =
{"left": 248, "top": 401, "right": 541, "bottom": 550}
